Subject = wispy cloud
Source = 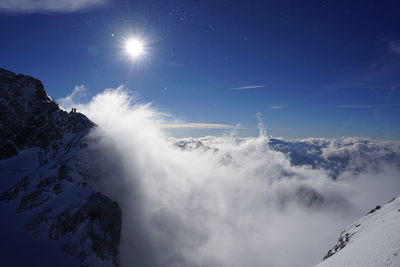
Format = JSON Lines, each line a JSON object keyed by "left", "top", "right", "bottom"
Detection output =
{"left": 320, "top": 40, "right": 400, "bottom": 93}
{"left": 388, "top": 40, "right": 400, "bottom": 55}
{"left": 270, "top": 105, "right": 287, "bottom": 109}
{"left": 168, "top": 62, "right": 184, "bottom": 68}
{"left": 232, "top": 84, "right": 267, "bottom": 90}
{"left": 161, "top": 123, "right": 235, "bottom": 129}
{"left": 321, "top": 80, "right": 400, "bottom": 91}
{"left": 317, "top": 104, "right": 400, "bottom": 109}
{"left": 0, "top": 0, "right": 108, "bottom": 13}
{"left": 57, "top": 85, "right": 87, "bottom": 109}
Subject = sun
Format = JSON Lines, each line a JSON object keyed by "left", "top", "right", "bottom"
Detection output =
{"left": 124, "top": 38, "right": 145, "bottom": 59}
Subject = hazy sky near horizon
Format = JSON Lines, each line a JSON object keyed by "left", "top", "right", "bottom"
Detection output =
{"left": 1, "top": 0, "right": 400, "bottom": 138}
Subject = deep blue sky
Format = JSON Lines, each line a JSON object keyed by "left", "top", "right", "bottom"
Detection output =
{"left": 1, "top": 0, "right": 400, "bottom": 138}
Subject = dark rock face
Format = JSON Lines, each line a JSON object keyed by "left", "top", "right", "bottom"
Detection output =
{"left": 0, "top": 68, "right": 121, "bottom": 266}
{"left": 0, "top": 138, "right": 17, "bottom": 159}
{"left": 0, "top": 68, "right": 94, "bottom": 151}
{"left": 366, "top": 205, "right": 381, "bottom": 215}
{"left": 44, "top": 192, "right": 121, "bottom": 265}
{"left": 323, "top": 231, "right": 355, "bottom": 260}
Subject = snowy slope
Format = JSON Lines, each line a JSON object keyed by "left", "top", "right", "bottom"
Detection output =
{"left": 314, "top": 197, "right": 400, "bottom": 267}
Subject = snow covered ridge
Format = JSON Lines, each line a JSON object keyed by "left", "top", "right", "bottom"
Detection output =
{"left": 0, "top": 68, "right": 121, "bottom": 266}
{"left": 314, "top": 197, "right": 400, "bottom": 267}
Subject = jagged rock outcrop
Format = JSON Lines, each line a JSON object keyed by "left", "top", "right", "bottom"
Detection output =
{"left": 0, "top": 68, "right": 121, "bottom": 266}
{"left": 0, "top": 68, "right": 93, "bottom": 154}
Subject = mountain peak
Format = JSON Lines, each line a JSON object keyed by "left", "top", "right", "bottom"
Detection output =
{"left": 0, "top": 68, "right": 94, "bottom": 156}
{"left": 0, "top": 68, "right": 51, "bottom": 104}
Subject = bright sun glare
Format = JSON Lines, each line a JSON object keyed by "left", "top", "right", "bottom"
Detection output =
{"left": 124, "top": 38, "right": 145, "bottom": 59}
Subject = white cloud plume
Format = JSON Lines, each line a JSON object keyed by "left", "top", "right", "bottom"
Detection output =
{"left": 61, "top": 86, "right": 400, "bottom": 267}
{"left": 0, "top": 0, "right": 108, "bottom": 13}
{"left": 232, "top": 84, "right": 267, "bottom": 90}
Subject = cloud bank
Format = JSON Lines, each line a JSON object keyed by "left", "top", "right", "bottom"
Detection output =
{"left": 60, "top": 87, "right": 400, "bottom": 267}
{"left": 0, "top": 0, "right": 108, "bottom": 13}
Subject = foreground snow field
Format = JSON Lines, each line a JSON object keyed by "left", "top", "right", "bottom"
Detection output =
{"left": 314, "top": 197, "right": 400, "bottom": 267}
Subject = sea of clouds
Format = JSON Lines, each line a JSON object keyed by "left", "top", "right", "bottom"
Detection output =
{"left": 60, "top": 87, "right": 400, "bottom": 267}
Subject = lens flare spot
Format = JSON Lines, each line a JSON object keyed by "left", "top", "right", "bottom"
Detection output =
{"left": 124, "top": 38, "right": 145, "bottom": 59}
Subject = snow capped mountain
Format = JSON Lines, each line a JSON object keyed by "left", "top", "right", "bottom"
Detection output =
{"left": 314, "top": 197, "right": 400, "bottom": 267}
{"left": 0, "top": 68, "right": 121, "bottom": 266}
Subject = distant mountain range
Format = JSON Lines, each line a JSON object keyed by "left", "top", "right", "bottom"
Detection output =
{"left": 174, "top": 135, "right": 400, "bottom": 179}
